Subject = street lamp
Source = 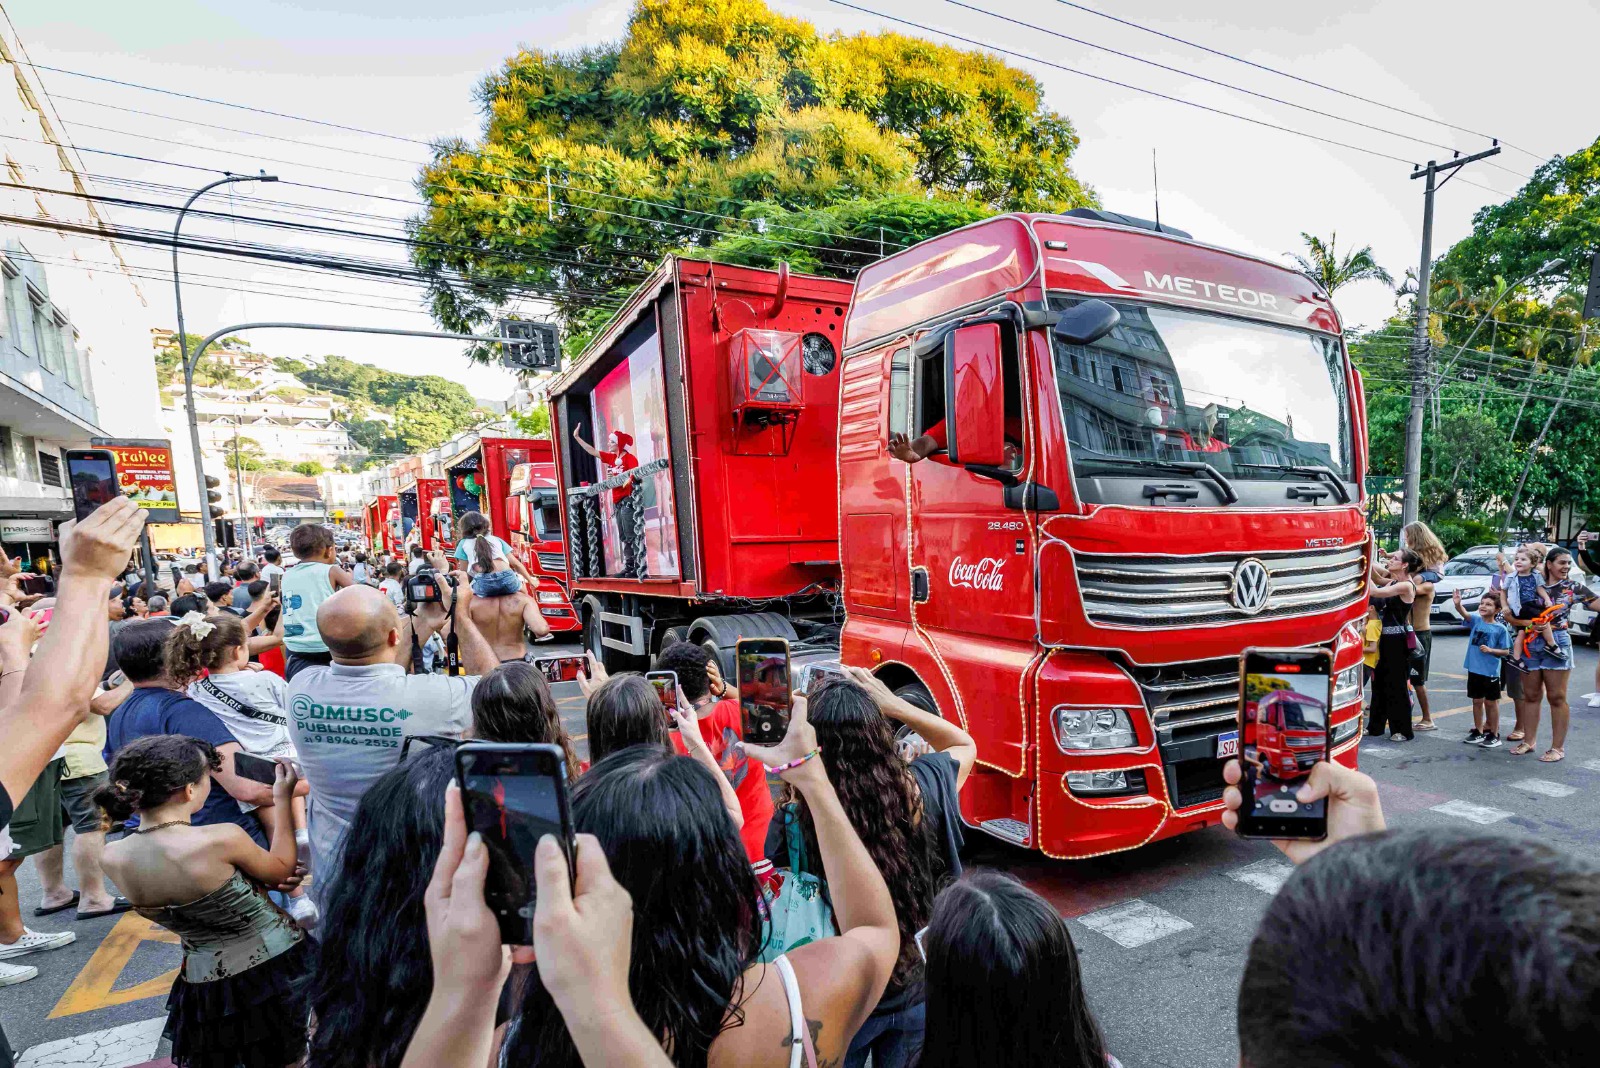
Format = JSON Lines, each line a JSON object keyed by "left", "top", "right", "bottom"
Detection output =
{"left": 175, "top": 171, "right": 277, "bottom": 579}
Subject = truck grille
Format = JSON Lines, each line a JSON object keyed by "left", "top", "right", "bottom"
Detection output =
{"left": 536, "top": 551, "right": 566, "bottom": 573}
{"left": 1127, "top": 657, "right": 1241, "bottom": 811}
{"left": 1075, "top": 545, "right": 1364, "bottom": 628}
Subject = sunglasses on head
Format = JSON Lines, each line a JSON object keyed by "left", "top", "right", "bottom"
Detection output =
{"left": 399, "top": 735, "right": 462, "bottom": 763}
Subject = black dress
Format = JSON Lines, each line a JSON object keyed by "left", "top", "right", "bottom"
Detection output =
{"left": 1368, "top": 594, "right": 1415, "bottom": 739}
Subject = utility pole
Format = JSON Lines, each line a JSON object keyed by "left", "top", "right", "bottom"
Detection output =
{"left": 1402, "top": 145, "right": 1501, "bottom": 526}
{"left": 231, "top": 422, "right": 250, "bottom": 555}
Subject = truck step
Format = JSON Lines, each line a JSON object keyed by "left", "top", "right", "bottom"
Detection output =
{"left": 977, "top": 817, "right": 1031, "bottom": 846}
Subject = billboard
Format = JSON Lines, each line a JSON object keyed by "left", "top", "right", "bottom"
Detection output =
{"left": 590, "top": 320, "right": 680, "bottom": 578}
{"left": 92, "top": 438, "right": 180, "bottom": 523}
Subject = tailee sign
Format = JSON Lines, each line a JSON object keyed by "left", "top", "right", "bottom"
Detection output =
{"left": 93, "top": 438, "right": 180, "bottom": 523}
{"left": 948, "top": 556, "right": 1006, "bottom": 592}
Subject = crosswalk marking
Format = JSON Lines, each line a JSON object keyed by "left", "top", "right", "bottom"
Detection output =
{"left": 17, "top": 1017, "right": 165, "bottom": 1068}
{"left": 1509, "top": 778, "right": 1577, "bottom": 798}
{"left": 1226, "top": 858, "right": 1295, "bottom": 896}
{"left": 1076, "top": 898, "right": 1193, "bottom": 948}
{"left": 1430, "top": 798, "right": 1513, "bottom": 824}
{"left": 1360, "top": 745, "right": 1398, "bottom": 758}
{"left": 1580, "top": 759, "right": 1600, "bottom": 774}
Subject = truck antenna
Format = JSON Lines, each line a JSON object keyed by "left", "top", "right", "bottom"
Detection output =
{"left": 1152, "top": 148, "right": 1161, "bottom": 231}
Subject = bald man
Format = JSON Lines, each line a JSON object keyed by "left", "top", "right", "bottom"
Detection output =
{"left": 287, "top": 580, "right": 496, "bottom": 898}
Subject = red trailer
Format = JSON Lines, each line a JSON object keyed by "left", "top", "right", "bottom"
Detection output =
{"left": 441, "top": 435, "right": 578, "bottom": 632}
{"left": 362, "top": 495, "right": 399, "bottom": 556}
{"left": 547, "top": 258, "right": 850, "bottom": 669}
{"left": 416, "top": 477, "right": 449, "bottom": 552}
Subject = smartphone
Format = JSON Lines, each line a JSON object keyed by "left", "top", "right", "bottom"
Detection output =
{"left": 269, "top": 572, "right": 282, "bottom": 594}
{"left": 1234, "top": 647, "right": 1333, "bottom": 840}
{"left": 646, "top": 669, "right": 679, "bottom": 726}
{"left": 233, "top": 752, "right": 279, "bottom": 787}
{"left": 533, "top": 655, "right": 588, "bottom": 684}
{"left": 736, "top": 637, "right": 791, "bottom": 744}
{"left": 64, "top": 449, "right": 120, "bottom": 523}
{"left": 455, "top": 742, "right": 575, "bottom": 945}
{"left": 796, "top": 659, "right": 847, "bottom": 696}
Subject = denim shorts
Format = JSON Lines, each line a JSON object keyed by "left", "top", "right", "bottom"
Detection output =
{"left": 472, "top": 569, "right": 523, "bottom": 598}
{"left": 1526, "top": 629, "right": 1573, "bottom": 672}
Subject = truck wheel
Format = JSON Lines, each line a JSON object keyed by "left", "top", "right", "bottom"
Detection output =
{"left": 688, "top": 612, "right": 797, "bottom": 679}
{"left": 891, "top": 680, "right": 940, "bottom": 762}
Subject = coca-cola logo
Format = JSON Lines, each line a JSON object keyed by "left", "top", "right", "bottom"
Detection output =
{"left": 948, "top": 556, "right": 1006, "bottom": 592}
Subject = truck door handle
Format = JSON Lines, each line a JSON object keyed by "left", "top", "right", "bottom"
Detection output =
{"left": 1142, "top": 482, "right": 1200, "bottom": 502}
{"left": 911, "top": 568, "right": 929, "bottom": 603}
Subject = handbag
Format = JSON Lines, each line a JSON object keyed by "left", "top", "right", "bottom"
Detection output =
{"left": 757, "top": 805, "right": 835, "bottom": 963}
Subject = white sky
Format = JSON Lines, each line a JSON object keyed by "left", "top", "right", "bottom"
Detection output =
{"left": 6, "top": 0, "right": 1595, "bottom": 401}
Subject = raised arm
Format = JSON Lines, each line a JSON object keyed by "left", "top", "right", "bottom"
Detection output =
{"left": 671, "top": 703, "right": 743, "bottom": 829}
{"left": 571, "top": 425, "right": 602, "bottom": 460}
{"left": 847, "top": 666, "right": 977, "bottom": 787}
{"left": 0, "top": 499, "right": 143, "bottom": 807}
{"left": 218, "top": 759, "right": 300, "bottom": 885}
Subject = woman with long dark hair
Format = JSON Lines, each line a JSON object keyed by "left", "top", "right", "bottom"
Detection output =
{"left": 471, "top": 661, "right": 580, "bottom": 779}
{"left": 454, "top": 511, "right": 533, "bottom": 598}
{"left": 304, "top": 747, "right": 454, "bottom": 1068}
{"left": 1518, "top": 546, "right": 1600, "bottom": 762}
{"left": 766, "top": 668, "right": 975, "bottom": 1068}
{"left": 1368, "top": 549, "right": 1421, "bottom": 741}
{"left": 916, "top": 871, "right": 1116, "bottom": 1068}
{"left": 504, "top": 702, "right": 901, "bottom": 1068}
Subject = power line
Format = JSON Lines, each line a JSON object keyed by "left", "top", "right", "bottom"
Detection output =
{"left": 822, "top": 0, "right": 1520, "bottom": 199}
{"left": 1046, "top": 0, "right": 1551, "bottom": 166}
{"left": 939, "top": 0, "right": 1527, "bottom": 172}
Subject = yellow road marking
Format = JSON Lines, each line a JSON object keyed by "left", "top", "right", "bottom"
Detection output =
{"left": 49, "top": 912, "right": 179, "bottom": 1019}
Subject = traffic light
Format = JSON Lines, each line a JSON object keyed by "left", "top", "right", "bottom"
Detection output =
{"left": 205, "top": 474, "right": 225, "bottom": 519}
{"left": 498, "top": 318, "right": 561, "bottom": 371}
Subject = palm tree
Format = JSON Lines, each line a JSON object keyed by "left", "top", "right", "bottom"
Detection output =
{"left": 1289, "top": 233, "right": 1395, "bottom": 297}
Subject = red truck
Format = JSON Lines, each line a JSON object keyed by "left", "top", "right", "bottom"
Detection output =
{"left": 440, "top": 435, "right": 579, "bottom": 634}
{"left": 1250, "top": 690, "right": 1327, "bottom": 780}
{"left": 362, "top": 495, "right": 399, "bottom": 556}
{"left": 549, "top": 209, "right": 1370, "bottom": 859}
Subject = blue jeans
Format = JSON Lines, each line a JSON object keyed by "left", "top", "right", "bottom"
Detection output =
{"left": 472, "top": 569, "right": 522, "bottom": 598}
{"left": 844, "top": 997, "right": 924, "bottom": 1068}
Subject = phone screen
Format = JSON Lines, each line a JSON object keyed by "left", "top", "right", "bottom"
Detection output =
{"left": 456, "top": 743, "right": 574, "bottom": 945}
{"left": 646, "top": 670, "right": 679, "bottom": 723}
{"left": 66, "top": 451, "right": 120, "bottom": 523}
{"left": 269, "top": 573, "right": 282, "bottom": 593}
{"left": 233, "top": 752, "right": 278, "bottom": 786}
{"left": 534, "top": 655, "right": 588, "bottom": 684}
{"left": 737, "top": 638, "right": 791, "bottom": 743}
{"left": 797, "top": 660, "right": 847, "bottom": 695}
{"left": 1236, "top": 648, "right": 1332, "bottom": 840}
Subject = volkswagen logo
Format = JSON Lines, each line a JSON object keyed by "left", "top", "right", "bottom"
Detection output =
{"left": 1229, "top": 558, "right": 1272, "bottom": 614}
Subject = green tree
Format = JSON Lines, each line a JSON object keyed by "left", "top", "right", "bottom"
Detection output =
{"left": 409, "top": 0, "right": 1096, "bottom": 354}
{"left": 512, "top": 405, "right": 551, "bottom": 438}
{"left": 1288, "top": 232, "right": 1394, "bottom": 296}
{"left": 229, "top": 436, "right": 268, "bottom": 472}
{"left": 292, "top": 460, "right": 325, "bottom": 477}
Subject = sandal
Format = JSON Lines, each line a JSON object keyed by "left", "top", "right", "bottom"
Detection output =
{"left": 1507, "top": 730, "right": 1525, "bottom": 741}
{"left": 1510, "top": 742, "right": 1536, "bottom": 755}
{"left": 1539, "top": 748, "right": 1565, "bottom": 763}
{"left": 1415, "top": 721, "right": 1438, "bottom": 732}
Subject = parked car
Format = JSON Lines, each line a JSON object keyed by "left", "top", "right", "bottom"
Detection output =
{"left": 1429, "top": 550, "right": 1503, "bottom": 630}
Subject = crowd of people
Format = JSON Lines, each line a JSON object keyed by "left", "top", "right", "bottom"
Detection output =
{"left": 1365, "top": 519, "right": 1600, "bottom": 761}
{"left": 5, "top": 507, "right": 1600, "bottom": 1068}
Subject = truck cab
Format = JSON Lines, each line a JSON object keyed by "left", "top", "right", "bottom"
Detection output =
{"left": 1253, "top": 690, "right": 1327, "bottom": 779}
{"left": 839, "top": 211, "right": 1370, "bottom": 858}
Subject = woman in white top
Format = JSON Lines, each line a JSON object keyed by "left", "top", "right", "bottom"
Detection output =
{"left": 501, "top": 698, "right": 898, "bottom": 1068}
{"left": 454, "top": 512, "right": 534, "bottom": 598}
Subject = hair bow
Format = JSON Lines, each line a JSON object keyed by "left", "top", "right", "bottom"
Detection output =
{"left": 177, "top": 611, "right": 215, "bottom": 639}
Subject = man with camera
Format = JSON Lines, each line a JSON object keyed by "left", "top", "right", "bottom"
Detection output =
{"left": 287, "top": 573, "right": 496, "bottom": 903}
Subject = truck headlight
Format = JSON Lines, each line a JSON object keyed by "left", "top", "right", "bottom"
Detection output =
{"left": 1065, "top": 769, "right": 1148, "bottom": 796}
{"left": 1053, "top": 707, "right": 1136, "bottom": 751}
{"left": 1332, "top": 717, "right": 1361, "bottom": 746}
{"left": 537, "top": 591, "right": 565, "bottom": 604}
{"left": 1333, "top": 665, "right": 1362, "bottom": 707}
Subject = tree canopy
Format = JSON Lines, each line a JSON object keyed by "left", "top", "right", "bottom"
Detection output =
{"left": 410, "top": 0, "right": 1095, "bottom": 356}
{"left": 1289, "top": 232, "right": 1393, "bottom": 296}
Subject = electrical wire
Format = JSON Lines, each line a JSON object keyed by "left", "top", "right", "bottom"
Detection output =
{"left": 1047, "top": 0, "right": 1551, "bottom": 166}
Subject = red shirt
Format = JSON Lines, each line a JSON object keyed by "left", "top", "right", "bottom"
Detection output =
{"left": 672, "top": 697, "right": 774, "bottom": 863}
{"left": 597, "top": 449, "right": 638, "bottom": 505}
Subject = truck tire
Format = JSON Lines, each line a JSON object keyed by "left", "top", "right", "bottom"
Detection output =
{"left": 688, "top": 612, "right": 798, "bottom": 678}
{"left": 891, "top": 680, "right": 940, "bottom": 762}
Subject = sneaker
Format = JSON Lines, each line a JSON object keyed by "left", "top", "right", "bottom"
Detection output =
{"left": 0, "top": 961, "right": 37, "bottom": 986}
{"left": 1584, "top": 692, "right": 1600, "bottom": 708}
{"left": 1463, "top": 729, "right": 1484, "bottom": 743}
{"left": 285, "top": 894, "right": 320, "bottom": 931}
{"left": 0, "top": 927, "right": 76, "bottom": 960}
{"left": 1478, "top": 731, "right": 1503, "bottom": 749}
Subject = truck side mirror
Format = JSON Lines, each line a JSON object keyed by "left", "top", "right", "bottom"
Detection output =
{"left": 1052, "top": 299, "right": 1120, "bottom": 346}
{"left": 942, "top": 323, "right": 1006, "bottom": 468}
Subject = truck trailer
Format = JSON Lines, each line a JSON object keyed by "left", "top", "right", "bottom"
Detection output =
{"left": 549, "top": 210, "right": 1371, "bottom": 859}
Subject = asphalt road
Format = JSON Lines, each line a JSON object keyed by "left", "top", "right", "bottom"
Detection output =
{"left": 11, "top": 633, "right": 1600, "bottom": 1067}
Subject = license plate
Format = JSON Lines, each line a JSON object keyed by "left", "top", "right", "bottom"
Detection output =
{"left": 1216, "top": 731, "right": 1240, "bottom": 759}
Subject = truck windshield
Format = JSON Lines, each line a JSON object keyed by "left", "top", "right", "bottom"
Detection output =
{"left": 1279, "top": 697, "right": 1323, "bottom": 731}
{"left": 1050, "top": 297, "right": 1352, "bottom": 486}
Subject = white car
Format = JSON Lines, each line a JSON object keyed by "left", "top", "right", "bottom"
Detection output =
{"left": 1428, "top": 551, "right": 1502, "bottom": 630}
